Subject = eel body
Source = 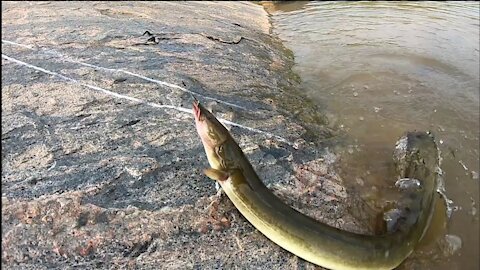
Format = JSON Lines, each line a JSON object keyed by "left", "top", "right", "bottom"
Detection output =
{"left": 193, "top": 100, "right": 439, "bottom": 270}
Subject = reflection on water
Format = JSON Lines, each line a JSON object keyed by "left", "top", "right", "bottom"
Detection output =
{"left": 264, "top": 1, "right": 479, "bottom": 270}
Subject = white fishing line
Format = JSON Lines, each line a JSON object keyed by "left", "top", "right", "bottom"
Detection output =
{"left": 1, "top": 39, "right": 34, "bottom": 49}
{"left": 1, "top": 39, "right": 248, "bottom": 110}
{"left": 2, "top": 53, "right": 294, "bottom": 146}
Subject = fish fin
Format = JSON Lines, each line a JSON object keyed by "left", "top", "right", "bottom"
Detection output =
{"left": 204, "top": 168, "right": 229, "bottom": 181}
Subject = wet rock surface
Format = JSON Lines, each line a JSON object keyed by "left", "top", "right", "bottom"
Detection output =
{"left": 2, "top": 2, "right": 363, "bottom": 269}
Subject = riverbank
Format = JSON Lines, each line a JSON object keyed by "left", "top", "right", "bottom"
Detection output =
{"left": 1, "top": 2, "right": 360, "bottom": 269}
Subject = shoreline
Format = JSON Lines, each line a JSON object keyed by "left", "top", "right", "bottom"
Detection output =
{"left": 2, "top": 2, "right": 360, "bottom": 269}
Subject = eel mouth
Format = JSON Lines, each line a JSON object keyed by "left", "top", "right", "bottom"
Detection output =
{"left": 193, "top": 99, "right": 201, "bottom": 121}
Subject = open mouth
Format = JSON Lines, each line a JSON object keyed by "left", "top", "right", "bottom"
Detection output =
{"left": 192, "top": 99, "right": 201, "bottom": 120}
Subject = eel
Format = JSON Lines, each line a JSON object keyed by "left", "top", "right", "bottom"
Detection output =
{"left": 193, "top": 99, "right": 440, "bottom": 270}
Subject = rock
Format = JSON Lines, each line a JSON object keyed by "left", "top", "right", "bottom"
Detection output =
{"left": 3, "top": 2, "right": 440, "bottom": 269}
{"left": 1, "top": 2, "right": 340, "bottom": 269}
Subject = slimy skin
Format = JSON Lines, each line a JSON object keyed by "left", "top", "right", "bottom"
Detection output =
{"left": 193, "top": 100, "right": 439, "bottom": 270}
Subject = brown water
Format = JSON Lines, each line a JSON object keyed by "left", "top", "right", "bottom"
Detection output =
{"left": 263, "top": 2, "right": 479, "bottom": 270}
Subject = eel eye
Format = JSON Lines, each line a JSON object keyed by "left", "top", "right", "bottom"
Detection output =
{"left": 217, "top": 145, "right": 224, "bottom": 156}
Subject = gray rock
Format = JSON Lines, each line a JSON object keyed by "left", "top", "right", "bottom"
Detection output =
{"left": 1, "top": 3, "right": 443, "bottom": 268}
{"left": 1, "top": 2, "right": 342, "bottom": 269}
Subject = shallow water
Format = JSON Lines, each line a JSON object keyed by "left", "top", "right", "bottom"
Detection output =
{"left": 264, "top": 1, "right": 479, "bottom": 269}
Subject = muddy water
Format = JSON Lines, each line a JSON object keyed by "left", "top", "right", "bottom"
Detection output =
{"left": 264, "top": 2, "right": 479, "bottom": 269}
